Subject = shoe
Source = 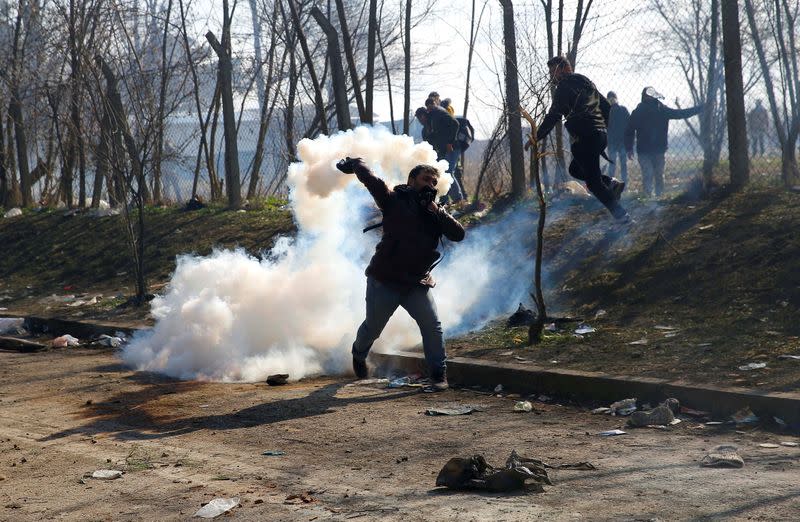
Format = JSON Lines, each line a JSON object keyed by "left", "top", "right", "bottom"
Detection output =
{"left": 610, "top": 178, "right": 625, "bottom": 201}
{"left": 353, "top": 356, "right": 368, "bottom": 379}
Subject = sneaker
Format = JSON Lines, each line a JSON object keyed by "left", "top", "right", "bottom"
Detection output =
{"left": 610, "top": 178, "right": 625, "bottom": 201}
{"left": 352, "top": 356, "right": 368, "bottom": 379}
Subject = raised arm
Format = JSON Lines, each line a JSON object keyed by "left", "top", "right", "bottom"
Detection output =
{"left": 337, "top": 157, "right": 392, "bottom": 209}
{"left": 665, "top": 104, "right": 704, "bottom": 120}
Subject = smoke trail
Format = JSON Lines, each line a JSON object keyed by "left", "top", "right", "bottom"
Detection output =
{"left": 121, "top": 126, "right": 535, "bottom": 381}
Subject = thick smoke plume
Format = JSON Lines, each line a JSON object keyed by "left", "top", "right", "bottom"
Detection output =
{"left": 122, "top": 126, "right": 534, "bottom": 381}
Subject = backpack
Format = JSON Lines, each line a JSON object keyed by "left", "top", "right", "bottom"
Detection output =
{"left": 455, "top": 117, "right": 475, "bottom": 151}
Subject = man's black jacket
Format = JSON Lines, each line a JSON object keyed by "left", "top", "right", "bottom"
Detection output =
{"left": 625, "top": 96, "right": 703, "bottom": 155}
{"left": 536, "top": 73, "right": 610, "bottom": 142}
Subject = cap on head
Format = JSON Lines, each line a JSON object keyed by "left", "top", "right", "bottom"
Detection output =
{"left": 642, "top": 86, "right": 665, "bottom": 100}
{"left": 607, "top": 91, "right": 617, "bottom": 100}
{"left": 441, "top": 98, "right": 452, "bottom": 108}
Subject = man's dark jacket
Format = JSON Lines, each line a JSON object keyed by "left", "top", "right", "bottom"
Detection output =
{"left": 426, "top": 106, "right": 460, "bottom": 158}
{"left": 536, "top": 73, "right": 610, "bottom": 142}
{"left": 625, "top": 95, "right": 703, "bottom": 155}
{"left": 607, "top": 103, "right": 630, "bottom": 150}
{"left": 355, "top": 165, "right": 465, "bottom": 287}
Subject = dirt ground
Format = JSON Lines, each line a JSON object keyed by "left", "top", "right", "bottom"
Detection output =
{"left": 1, "top": 348, "right": 799, "bottom": 521}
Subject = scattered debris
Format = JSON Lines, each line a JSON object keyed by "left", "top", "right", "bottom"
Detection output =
{"left": 0, "top": 336, "right": 47, "bottom": 352}
{"left": 774, "top": 416, "right": 787, "bottom": 428}
{"left": 194, "top": 497, "right": 240, "bottom": 518}
{"left": 262, "top": 450, "right": 286, "bottom": 456}
{"left": 598, "top": 429, "right": 627, "bottom": 437}
{"left": 609, "top": 398, "right": 637, "bottom": 416}
{"left": 284, "top": 492, "right": 316, "bottom": 504}
{"left": 388, "top": 376, "right": 423, "bottom": 389}
{"left": 184, "top": 195, "right": 206, "bottom": 211}
{"left": 507, "top": 303, "right": 535, "bottom": 327}
{"left": 680, "top": 406, "right": 711, "bottom": 418}
{"left": 545, "top": 323, "right": 557, "bottom": 332}
{"left": 266, "top": 374, "right": 289, "bottom": 386}
{"left": 731, "top": 407, "right": 759, "bottom": 425}
{"left": 0, "top": 318, "right": 25, "bottom": 334}
{"left": 574, "top": 323, "right": 596, "bottom": 335}
{"left": 66, "top": 296, "right": 98, "bottom": 307}
{"left": 52, "top": 334, "right": 80, "bottom": 348}
{"left": 91, "top": 469, "right": 123, "bottom": 480}
{"left": 758, "top": 443, "right": 780, "bottom": 449}
{"left": 435, "top": 450, "right": 582, "bottom": 493}
{"left": 594, "top": 309, "right": 607, "bottom": 319}
{"left": 96, "top": 334, "right": 124, "bottom": 348}
{"left": 738, "top": 362, "right": 767, "bottom": 371}
{"left": 654, "top": 325, "right": 678, "bottom": 330}
{"left": 536, "top": 394, "right": 552, "bottom": 402}
{"left": 513, "top": 356, "right": 530, "bottom": 363}
{"left": 627, "top": 399, "right": 679, "bottom": 428}
{"left": 346, "top": 378, "right": 389, "bottom": 386}
{"left": 780, "top": 442, "right": 799, "bottom": 447}
{"left": 426, "top": 405, "right": 482, "bottom": 416}
{"left": 628, "top": 339, "right": 648, "bottom": 345}
{"left": 778, "top": 354, "right": 800, "bottom": 361}
{"left": 3, "top": 208, "right": 22, "bottom": 218}
{"left": 513, "top": 401, "right": 533, "bottom": 413}
{"left": 701, "top": 445, "right": 744, "bottom": 468}
{"left": 698, "top": 224, "right": 715, "bottom": 231}
{"left": 592, "top": 407, "right": 612, "bottom": 415}
{"left": 494, "top": 384, "right": 504, "bottom": 394}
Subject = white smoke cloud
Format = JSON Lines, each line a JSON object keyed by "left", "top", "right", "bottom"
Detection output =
{"left": 122, "top": 126, "right": 534, "bottom": 382}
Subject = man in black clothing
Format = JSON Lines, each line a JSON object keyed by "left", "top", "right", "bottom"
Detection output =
{"left": 606, "top": 91, "right": 630, "bottom": 183}
{"left": 624, "top": 86, "right": 703, "bottom": 197}
{"left": 415, "top": 99, "right": 463, "bottom": 203}
{"left": 536, "top": 56, "right": 628, "bottom": 221}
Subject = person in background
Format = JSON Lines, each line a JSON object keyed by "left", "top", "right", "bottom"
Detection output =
{"left": 625, "top": 86, "right": 703, "bottom": 197}
{"left": 536, "top": 56, "right": 628, "bottom": 222}
{"left": 417, "top": 98, "right": 463, "bottom": 203}
{"left": 747, "top": 99, "right": 769, "bottom": 157}
{"left": 606, "top": 91, "right": 630, "bottom": 184}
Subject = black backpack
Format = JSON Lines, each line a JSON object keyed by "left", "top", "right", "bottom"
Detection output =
{"left": 455, "top": 117, "right": 475, "bottom": 151}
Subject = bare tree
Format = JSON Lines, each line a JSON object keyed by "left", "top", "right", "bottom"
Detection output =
{"left": 206, "top": 0, "right": 242, "bottom": 208}
{"left": 402, "top": 0, "right": 411, "bottom": 133}
{"left": 363, "top": 0, "right": 377, "bottom": 124}
{"left": 311, "top": 6, "right": 351, "bottom": 130}
{"left": 334, "top": 0, "right": 366, "bottom": 122}
{"left": 744, "top": 0, "right": 800, "bottom": 187}
{"left": 286, "top": 0, "right": 328, "bottom": 135}
{"left": 721, "top": 0, "right": 750, "bottom": 188}
{"left": 499, "top": 0, "right": 525, "bottom": 199}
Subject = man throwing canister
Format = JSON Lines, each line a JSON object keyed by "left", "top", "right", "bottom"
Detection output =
{"left": 337, "top": 158, "right": 465, "bottom": 391}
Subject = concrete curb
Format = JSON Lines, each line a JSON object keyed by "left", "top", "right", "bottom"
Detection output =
{"left": 371, "top": 351, "right": 800, "bottom": 426}
{"left": 4, "top": 314, "right": 799, "bottom": 425}
{"left": 1, "top": 314, "right": 141, "bottom": 339}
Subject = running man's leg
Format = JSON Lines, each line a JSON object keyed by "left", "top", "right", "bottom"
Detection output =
{"left": 352, "top": 277, "right": 402, "bottom": 362}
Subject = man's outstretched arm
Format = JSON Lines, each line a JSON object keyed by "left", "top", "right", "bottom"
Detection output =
{"left": 338, "top": 158, "right": 392, "bottom": 209}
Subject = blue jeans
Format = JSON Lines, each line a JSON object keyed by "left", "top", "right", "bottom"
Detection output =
{"left": 352, "top": 276, "right": 446, "bottom": 378}
{"left": 606, "top": 145, "right": 627, "bottom": 183}
{"left": 444, "top": 147, "right": 464, "bottom": 202}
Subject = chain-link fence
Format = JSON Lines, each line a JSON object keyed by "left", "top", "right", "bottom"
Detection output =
{"left": 28, "top": 1, "right": 788, "bottom": 207}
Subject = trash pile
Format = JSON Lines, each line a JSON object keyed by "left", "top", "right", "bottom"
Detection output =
{"left": 435, "top": 450, "right": 594, "bottom": 493}
{"left": 592, "top": 397, "right": 682, "bottom": 429}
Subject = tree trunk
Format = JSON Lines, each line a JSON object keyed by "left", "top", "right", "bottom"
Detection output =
{"left": 0, "top": 114, "right": 6, "bottom": 208}
{"left": 721, "top": 0, "right": 749, "bottom": 189}
{"left": 248, "top": 0, "right": 267, "bottom": 110}
{"left": 334, "top": 0, "right": 366, "bottom": 122}
{"left": 206, "top": 28, "right": 242, "bottom": 208}
{"left": 499, "top": 0, "right": 526, "bottom": 199}
{"left": 286, "top": 0, "right": 329, "bottom": 135}
{"left": 153, "top": 0, "right": 174, "bottom": 205}
{"left": 364, "top": 0, "right": 377, "bottom": 124}
{"left": 402, "top": 0, "right": 411, "bottom": 134}
{"left": 521, "top": 108, "right": 546, "bottom": 344}
{"left": 701, "top": 0, "right": 720, "bottom": 189}
{"left": 376, "top": 2, "right": 396, "bottom": 133}
{"left": 311, "top": 7, "right": 352, "bottom": 131}
{"left": 9, "top": 93, "right": 31, "bottom": 207}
